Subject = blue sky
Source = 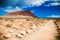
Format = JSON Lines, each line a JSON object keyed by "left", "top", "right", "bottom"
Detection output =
{"left": 0, "top": 0, "right": 60, "bottom": 18}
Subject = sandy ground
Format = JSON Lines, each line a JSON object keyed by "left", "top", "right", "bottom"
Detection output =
{"left": 22, "top": 20, "right": 58, "bottom": 40}
{"left": 55, "top": 19, "right": 60, "bottom": 32}
{"left": 0, "top": 19, "right": 60, "bottom": 40}
{"left": 0, "top": 18, "right": 49, "bottom": 40}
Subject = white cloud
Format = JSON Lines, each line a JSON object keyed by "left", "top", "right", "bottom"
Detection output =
{"left": 31, "top": 10, "right": 35, "bottom": 13}
{"left": 5, "top": 6, "right": 22, "bottom": 13}
{"left": 51, "top": 2, "right": 60, "bottom": 6}
{"left": 31, "top": 0, "right": 47, "bottom": 6}
{"left": 44, "top": 2, "right": 60, "bottom": 6}
{"left": 46, "top": 0, "right": 60, "bottom": 1}
{"left": 21, "top": 0, "right": 60, "bottom": 8}
{"left": 48, "top": 15, "right": 60, "bottom": 18}
{"left": 23, "top": 0, "right": 47, "bottom": 7}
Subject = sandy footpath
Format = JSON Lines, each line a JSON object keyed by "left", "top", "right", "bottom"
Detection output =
{"left": 23, "top": 20, "right": 58, "bottom": 40}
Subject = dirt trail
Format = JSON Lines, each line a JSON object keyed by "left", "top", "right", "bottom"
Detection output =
{"left": 23, "top": 20, "right": 58, "bottom": 40}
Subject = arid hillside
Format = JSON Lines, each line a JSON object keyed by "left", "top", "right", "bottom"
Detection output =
{"left": 0, "top": 11, "right": 60, "bottom": 40}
